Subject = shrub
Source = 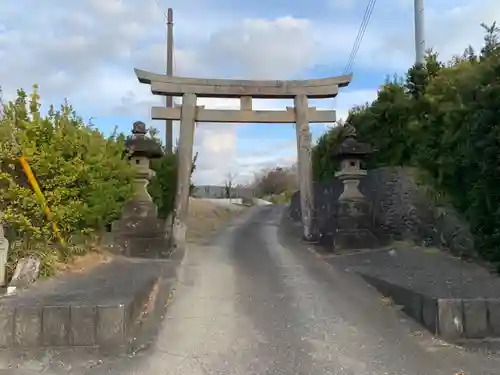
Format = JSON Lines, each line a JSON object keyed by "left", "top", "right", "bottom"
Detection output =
{"left": 0, "top": 86, "right": 135, "bottom": 275}
{"left": 148, "top": 150, "right": 197, "bottom": 219}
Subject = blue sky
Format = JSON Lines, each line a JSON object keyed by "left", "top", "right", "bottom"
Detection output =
{"left": 0, "top": 0, "right": 497, "bottom": 184}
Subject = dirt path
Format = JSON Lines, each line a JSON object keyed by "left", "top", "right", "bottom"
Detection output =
{"left": 186, "top": 197, "right": 248, "bottom": 243}
{"left": 53, "top": 199, "right": 247, "bottom": 277}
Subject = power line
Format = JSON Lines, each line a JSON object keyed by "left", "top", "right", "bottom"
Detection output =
{"left": 345, "top": 0, "right": 377, "bottom": 73}
{"left": 154, "top": 0, "right": 167, "bottom": 20}
{"left": 344, "top": 0, "right": 378, "bottom": 74}
{"left": 345, "top": 1, "right": 372, "bottom": 72}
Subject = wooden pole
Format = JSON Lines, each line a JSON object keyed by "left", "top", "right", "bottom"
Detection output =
{"left": 165, "top": 8, "right": 174, "bottom": 154}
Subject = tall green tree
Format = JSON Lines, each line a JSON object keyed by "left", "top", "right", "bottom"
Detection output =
{"left": 311, "top": 22, "right": 500, "bottom": 267}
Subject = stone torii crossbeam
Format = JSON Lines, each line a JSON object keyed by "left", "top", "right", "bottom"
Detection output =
{"left": 134, "top": 68, "right": 352, "bottom": 249}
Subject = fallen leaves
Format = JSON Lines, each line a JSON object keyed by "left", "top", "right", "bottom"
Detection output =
{"left": 381, "top": 296, "right": 395, "bottom": 305}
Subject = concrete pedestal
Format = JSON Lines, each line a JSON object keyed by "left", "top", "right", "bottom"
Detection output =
{"left": 334, "top": 198, "right": 379, "bottom": 250}
{"left": 112, "top": 200, "right": 170, "bottom": 259}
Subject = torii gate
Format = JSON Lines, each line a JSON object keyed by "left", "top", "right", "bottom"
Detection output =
{"left": 134, "top": 69, "right": 352, "bottom": 249}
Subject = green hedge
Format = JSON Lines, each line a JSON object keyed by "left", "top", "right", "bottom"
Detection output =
{"left": 312, "top": 23, "right": 500, "bottom": 267}
{"left": 0, "top": 87, "right": 135, "bottom": 275}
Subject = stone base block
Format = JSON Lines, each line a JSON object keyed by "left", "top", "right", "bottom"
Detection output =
{"left": 70, "top": 306, "right": 96, "bottom": 346}
{"left": 437, "top": 299, "right": 463, "bottom": 340}
{"left": 111, "top": 236, "right": 171, "bottom": 259}
{"left": 42, "top": 306, "right": 70, "bottom": 346}
{"left": 14, "top": 306, "right": 41, "bottom": 346}
{"left": 463, "top": 299, "right": 488, "bottom": 338}
{"left": 422, "top": 295, "right": 437, "bottom": 334}
{"left": 333, "top": 198, "right": 380, "bottom": 250}
{"left": 96, "top": 304, "right": 127, "bottom": 346}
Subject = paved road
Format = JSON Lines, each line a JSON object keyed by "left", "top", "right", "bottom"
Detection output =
{"left": 7, "top": 206, "right": 499, "bottom": 374}
{"left": 112, "top": 205, "right": 497, "bottom": 375}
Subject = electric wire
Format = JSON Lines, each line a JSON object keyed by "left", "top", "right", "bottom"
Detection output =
{"left": 344, "top": 0, "right": 376, "bottom": 73}
{"left": 344, "top": 0, "right": 378, "bottom": 74}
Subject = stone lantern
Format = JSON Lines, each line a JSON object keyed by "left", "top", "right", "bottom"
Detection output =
{"left": 334, "top": 135, "right": 373, "bottom": 200}
{"left": 111, "top": 121, "right": 169, "bottom": 258}
{"left": 332, "top": 131, "right": 379, "bottom": 250}
{"left": 124, "top": 121, "right": 164, "bottom": 203}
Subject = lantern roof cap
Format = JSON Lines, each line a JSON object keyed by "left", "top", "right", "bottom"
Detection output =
{"left": 124, "top": 121, "right": 164, "bottom": 158}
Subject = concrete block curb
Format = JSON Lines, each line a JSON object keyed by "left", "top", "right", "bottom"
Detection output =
{"left": 358, "top": 273, "right": 500, "bottom": 341}
{"left": 14, "top": 306, "right": 41, "bottom": 346}
{"left": 421, "top": 295, "right": 437, "bottom": 334}
{"left": 42, "top": 306, "right": 70, "bottom": 346}
{"left": 463, "top": 298, "right": 488, "bottom": 338}
{"left": 285, "top": 207, "right": 500, "bottom": 343}
{"left": 0, "top": 305, "right": 14, "bottom": 347}
{"left": 488, "top": 298, "right": 500, "bottom": 336}
{"left": 437, "top": 299, "right": 463, "bottom": 340}
{"left": 96, "top": 304, "right": 127, "bottom": 346}
{"left": 0, "top": 253, "right": 184, "bottom": 351}
{"left": 70, "top": 305, "right": 96, "bottom": 346}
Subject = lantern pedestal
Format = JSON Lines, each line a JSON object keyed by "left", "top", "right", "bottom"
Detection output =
{"left": 334, "top": 198, "right": 379, "bottom": 250}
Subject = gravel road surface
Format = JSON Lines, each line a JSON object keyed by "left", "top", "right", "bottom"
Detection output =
{"left": 5, "top": 205, "right": 500, "bottom": 374}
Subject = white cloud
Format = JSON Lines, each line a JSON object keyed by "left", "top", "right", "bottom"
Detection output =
{"left": 348, "top": 0, "right": 500, "bottom": 71}
{"left": 201, "top": 16, "right": 318, "bottom": 79}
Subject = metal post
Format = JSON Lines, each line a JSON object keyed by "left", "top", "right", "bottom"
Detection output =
{"left": 414, "top": 0, "right": 426, "bottom": 65}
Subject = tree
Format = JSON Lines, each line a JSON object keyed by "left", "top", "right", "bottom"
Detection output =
{"left": 480, "top": 22, "right": 500, "bottom": 59}
{"left": 312, "top": 120, "right": 355, "bottom": 181}
{"left": 311, "top": 22, "right": 500, "bottom": 269}
{"left": 405, "top": 49, "right": 444, "bottom": 99}
{"left": 252, "top": 166, "right": 297, "bottom": 198}
{"left": 148, "top": 149, "right": 198, "bottom": 219}
{"left": 0, "top": 86, "right": 135, "bottom": 275}
{"left": 224, "top": 172, "right": 237, "bottom": 198}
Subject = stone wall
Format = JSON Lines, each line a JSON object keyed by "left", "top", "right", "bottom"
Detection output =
{"left": 289, "top": 167, "right": 476, "bottom": 257}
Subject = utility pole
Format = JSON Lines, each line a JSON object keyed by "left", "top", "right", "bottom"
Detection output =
{"left": 165, "top": 8, "right": 174, "bottom": 154}
{"left": 414, "top": 0, "right": 426, "bottom": 65}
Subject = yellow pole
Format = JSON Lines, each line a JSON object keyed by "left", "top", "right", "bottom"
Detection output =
{"left": 8, "top": 109, "right": 65, "bottom": 247}
{"left": 5, "top": 109, "right": 65, "bottom": 246}
{"left": 18, "top": 155, "right": 66, "bottom": 247}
